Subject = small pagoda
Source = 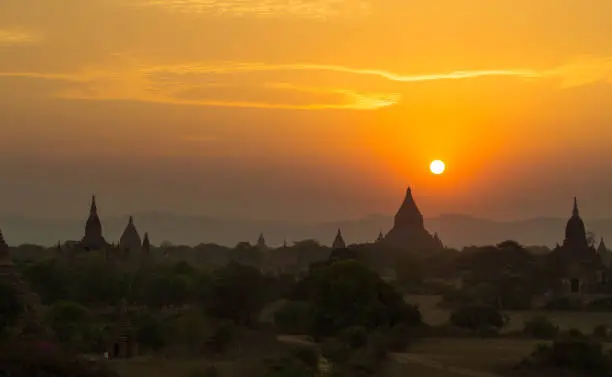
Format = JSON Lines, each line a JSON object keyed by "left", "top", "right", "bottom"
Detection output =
{"left": 106, "top": 298, "right": 138, "bottom": 359}
{"left": 381, "top": 187, "right": 442, "bottom": 252}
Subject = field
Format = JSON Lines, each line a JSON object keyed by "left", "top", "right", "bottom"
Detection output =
{"left": 110, "top": 337, "right": 542, "bottom": 377}
{"left": 407, "top": 294, "right": 612, "bottom": 334}
{"left": 111, "top": 295, "right": 612, "bottom": 377}
{"left": 389, "top": 338, "right": 542, "bottom": 377}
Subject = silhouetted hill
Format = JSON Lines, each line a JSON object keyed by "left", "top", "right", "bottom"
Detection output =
{"left": 1, "top": 212, "right": 612, "bottom": 249}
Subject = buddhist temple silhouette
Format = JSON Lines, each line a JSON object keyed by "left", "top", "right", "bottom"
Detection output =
{"left": 81, "top": 195, "right": 109, "bottom": 251}
{"left": 381, "top": 187, "right": 443, "bottom": 251}
{"left": 550, "top": 197, "right": 608, "bottom": 294}
{"left": 332, "top": 228, "right": 346, "bottom": 250}
{"left": 119, "top": 216, "right": 142, "bottom": 254}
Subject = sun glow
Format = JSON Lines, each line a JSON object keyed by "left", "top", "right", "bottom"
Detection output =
{"left": 430, "top": 160, "right": 445, "bottom": 175}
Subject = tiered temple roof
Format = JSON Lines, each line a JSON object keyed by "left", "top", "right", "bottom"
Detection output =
{"left": 382, "top": 187, "right": 441, "bottom": 251}
{"left": 563, "top": 197, "right": 589, "bottom": 250}
{"left": 257, "top": 232, "right": 268, "bottom": 250}
{"left": 598, "top": 238, "right": 608, "bottom": 254}
{"left": 332, "top": 228, "right": 346, "bottom": 250}
{"left": 119, "top": 216, "right": 142, "bottom": 253}
{"left": 107, "top": 298, "right": 138, "bottom": 358}
{"left": 81, "top": 195, "right": 108, "bottom": 251}
{"left": 140, "top": 232, "right": 151, "bottom": 268}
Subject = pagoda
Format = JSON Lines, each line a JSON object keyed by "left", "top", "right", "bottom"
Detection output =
{"left": 332, "top": 228, "right": 346, "bottom": 250}
{"left": 81, "top": 195, "right": 108, "bottom": 251}
{"left": 119, "top": 216, "right": 142, "bottom": 254}
{"left": 382, "top": 187, "right": 441, "bottom": 251}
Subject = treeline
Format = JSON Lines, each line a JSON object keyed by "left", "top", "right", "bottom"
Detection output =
{"left": 2, "top": 253, "right": 425, "bottom": 377}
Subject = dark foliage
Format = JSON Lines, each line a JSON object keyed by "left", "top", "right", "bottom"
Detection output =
{"left": 207, "top": 262, "right": 266, "bottom": 326}
{"left": 521, "top": 339, "right": 612, "bottom": 376}
{"left": 285, "top": 260, "right": 421, "bottom": 338}
{"left": 0, "top": 281, "right": 22, "bottom": 337}
{"left": 449, "top": 305, "right": 508, "bottom": 331}
{"left": 523, "top": 315, "right": 559, "bottom": 339}
{"left": 0, "top": 340, "right": 118, "bottom": 377}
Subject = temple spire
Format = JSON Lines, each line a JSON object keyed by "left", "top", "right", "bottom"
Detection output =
{"left": 598, "top": 237, "right": 608, "bottom": 254}
{"left": 563, "top": 196, "right": 588, "bottom": 249}
{"left": 257, "top": 232, "right": 267, "bottom": 250}
{"left": 90, "top": 195, "right": 98, "bottom": 216}
{"left": 332, "top": 228, "right": 346, "bottom": 250}
{"left": 142, "top": 232, "right": 150, "bottom": 253}
{"left": 572, "top": 197, "right": 579, "bottom": 217}
{"left": 119, "top": 215, "right": 141, "bottom": 253}
{"left": 383, "top": 186, "right": 440, "bottom": 251}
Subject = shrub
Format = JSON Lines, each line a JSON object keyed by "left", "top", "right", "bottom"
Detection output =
{"left": 340, "top": 326, "right": 368, "bottom": 349}
{"left": 568, "top": 328, "right": 585, "bottom": 339}
{"left": 523, "top": 315, "right": 559, "bottom": 339}
{"left": 258, "top": 356, "right": 316, "bottom": 377}
{"left": 521, "top": 339, "right": 612, "bottom": 376}
{"left": 320, "top": 338, "right": 352, "bottom": 365}
{"left": 449, "top": 305, "right": 508, "bottom": 331}
{"left": 183, "top": 366, "right": 219, "bottom": 377}
{"left": 586, "top": 297, "right": 612, "bottom": 311}
{"left": 207, "top": 320, "right": 236, "bottom": 354}
{"left": 274, "top": 301, "right": 313, "bottom": 334}
{"left": 593, "top": 325, "right": 611, "bottom": 339}
{"left": 383, "top": 323, "right": 413, "bottom": 352}
{"left": 476, "top": 325, "right": 500, "bottom": 338}
{"left": 0, "top": 340, "right": 118, "bottom": 377}
{"left": 545, "top": 297, "right": 582, "bottom": 311}
{"left": 290, "top": 346, "right": 319, "bottom": 369}
{"left": 134, "top": 312, "right": 168, "bottom": 351}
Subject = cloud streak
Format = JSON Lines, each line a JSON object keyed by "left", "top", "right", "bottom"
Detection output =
{"left": 0, "top": 30, "right": 40, "bottom": 46}
{"left": 141, "top": 62, "right": 540, "bottom": 82}
{"left": 1, "top": 56, "right": 611, "bottom": 110}
{"left": 128, "top": 0, "right": 370, "bottom": 20}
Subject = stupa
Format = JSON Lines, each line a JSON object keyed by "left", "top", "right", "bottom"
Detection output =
{"left": 382, "top": 187, "right": 441, "bottom": 251}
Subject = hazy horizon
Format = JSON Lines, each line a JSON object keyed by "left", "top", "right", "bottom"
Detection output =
{"left": 2, "top": 0, "right": 612, "bottom": 222}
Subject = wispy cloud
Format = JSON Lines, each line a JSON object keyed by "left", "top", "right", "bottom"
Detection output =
{"left": 142, "top": 62, "right": 540, "bottom": 82}
{"left": 55, "top": 82, "right": 398, "bottom": 110}
{"left": 545, "top": 56, "right": 612, "bottom": 88}
{"left": 128, "top": 0, "right": 370, "bottom": 20}
{"left": 1, "top": 56, "right": 612, "bottom": 110}
{"left": 0, "top": 30, "right": 40, "bottom": 46}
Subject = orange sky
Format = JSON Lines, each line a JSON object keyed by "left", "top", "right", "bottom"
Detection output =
{"left": 1, "top": 0, "right": 612, "bottom": 221}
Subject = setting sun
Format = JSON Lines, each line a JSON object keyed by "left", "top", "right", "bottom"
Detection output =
{"left": 430, "top": 160, "right": 446, "bottom": 175}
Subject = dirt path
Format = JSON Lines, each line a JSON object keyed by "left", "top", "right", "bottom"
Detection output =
{"left": 391, "top": 353, "right": 506, "bottom": 377}
{"left": 276, "top": 334, "right": 316, "bottom": 347}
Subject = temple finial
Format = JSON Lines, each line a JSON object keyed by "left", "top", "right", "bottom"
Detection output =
{"left": 90, "top": 195, "right": 97, "bottom": 216}
{"left": 142, "top": 232, "right": 150, "bottom": 251}
{"left": 573, "top": 197, "right": 579, "bottom": 217}
{"left": 332, "top": 228, "right": 346, "bottom": 249}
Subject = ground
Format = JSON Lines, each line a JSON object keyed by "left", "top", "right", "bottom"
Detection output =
{"left": 407, "top": 294, "right": 612, "bottom": 333}
{"left": 109, "top": 295, "right": 612, "bottom": 377}
{"left": 389, "top": 338, "right": 542, "bottom": 377}
{"left": 109, "top": 337, "right": 542, "bottom": 377}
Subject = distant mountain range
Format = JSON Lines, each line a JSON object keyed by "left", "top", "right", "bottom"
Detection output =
{"left": 1, "top": 212, "right": 612, "bottom": 249}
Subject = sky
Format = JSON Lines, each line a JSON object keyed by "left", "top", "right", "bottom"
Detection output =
{"left": 1, "top": 0, "right": 612, "bottom": 221}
